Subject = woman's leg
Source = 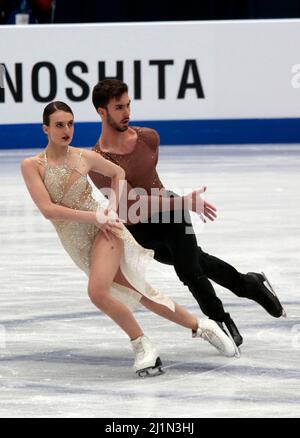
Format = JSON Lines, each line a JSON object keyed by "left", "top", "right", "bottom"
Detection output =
{"left": 141, "top": 296, "right": 237, "bottom": 357}
{"left": 141, "top": 296, "right": 198, "bottom": 331}
{"left": 88, "top": 231, "right": 143, "bottom": 340}
{"left": 113, "top": 268, "right": 198, "bottom": 332}
{"left": 113, "top": 260, "right": 237, "bottom": 357}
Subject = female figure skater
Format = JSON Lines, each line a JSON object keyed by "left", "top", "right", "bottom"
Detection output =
{"left": 21, "top": 102, "right": 237, "bottom": 377}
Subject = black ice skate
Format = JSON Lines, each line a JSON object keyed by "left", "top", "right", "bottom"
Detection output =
{"left": 246, "top": 272, "right": 287, "bottom": 318}
{"left": 131, "top": 335, "right": 165, "bottom": 378}
{"left": 216, "top": 314, "right": 243, "bottom": 347}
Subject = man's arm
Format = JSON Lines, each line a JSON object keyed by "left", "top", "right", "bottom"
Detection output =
{"left": 89, "top": 169, "right": 112, "bottom": 192}
{"left": 89, "top": 173, "right": 216, "bottom": 225}
{"left": 89, "top": 139, "right": 217, "bottom": 224}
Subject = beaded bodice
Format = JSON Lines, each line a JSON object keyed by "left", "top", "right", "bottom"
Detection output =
{"left": 43, "top": 148, "right": 98, "bottom": 212}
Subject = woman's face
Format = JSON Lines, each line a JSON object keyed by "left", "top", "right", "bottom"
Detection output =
{"left": 44, "top": 110, "right": 74, "bottom": 147}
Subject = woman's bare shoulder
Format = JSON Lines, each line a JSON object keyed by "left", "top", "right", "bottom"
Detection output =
{"left": 21, "top": 152, "right": 45, "bottom": 170}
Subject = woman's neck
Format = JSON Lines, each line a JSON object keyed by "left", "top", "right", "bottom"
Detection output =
{"left": 45, "top": 143, "right": 69, "bottom": 160}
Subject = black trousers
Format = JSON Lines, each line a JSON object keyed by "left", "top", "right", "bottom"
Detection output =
{"left": 127, "top": 207, "right": 248, "bottom": 322}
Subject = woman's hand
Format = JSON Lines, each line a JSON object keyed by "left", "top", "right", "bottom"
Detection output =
{"left": 183, "top": 187, "right": 217, "bottom": 223}
{"left": 95, "top": 207, "right": 124, "bottom": 241}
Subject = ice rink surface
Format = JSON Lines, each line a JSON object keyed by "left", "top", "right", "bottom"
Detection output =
{"left": 0, "top": 144, "right": 299, "bottom": 418}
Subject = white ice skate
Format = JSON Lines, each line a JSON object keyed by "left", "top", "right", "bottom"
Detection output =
{"left": 131, "top": 335, "right": 164, "bottom": 377}
{"left": 192, "top": 318, "right": 240, "bottom": 358}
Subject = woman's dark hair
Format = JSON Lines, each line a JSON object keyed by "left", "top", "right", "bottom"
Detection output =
{"left": 92, "top": 79, "right": 128, "bottom": 111}
{"left": 43, "top": 101, "right": 74, "bottom": 126}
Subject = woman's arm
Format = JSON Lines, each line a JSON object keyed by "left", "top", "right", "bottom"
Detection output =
{"left": 21, "top": 158, "right": 122, "bottom": 241}
{"left": 21, "top": 158, "right": 98, "bottom": 223}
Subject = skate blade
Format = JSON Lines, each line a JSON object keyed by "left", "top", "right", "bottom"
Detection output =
{"left": 222, "top": 325, "right": 241, "bottom": 358}
{"left": 137, "top": 367, "right": 165, "bottom": 378}
{"left": 261, "top": 272, "right": 287, "bottom": 318}
{"left": 136, "top": 357, "right": 165, "bottom": 378}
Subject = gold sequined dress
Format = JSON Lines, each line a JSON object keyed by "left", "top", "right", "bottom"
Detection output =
{"left": 42, "top": 149, "right": 175, "bottom": 312}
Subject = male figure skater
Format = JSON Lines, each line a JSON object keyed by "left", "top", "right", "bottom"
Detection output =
{"left": 89, "top": 79, "right": 286, "bottom": 348}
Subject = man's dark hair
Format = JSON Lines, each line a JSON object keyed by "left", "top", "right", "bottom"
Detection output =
{"left": 43, "top": 101, "right": 73, "bottom": 126}
{"left": 92, "top": 79, "right": 128, "bottom": 111}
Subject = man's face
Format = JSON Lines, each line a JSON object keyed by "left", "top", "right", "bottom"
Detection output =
{"left": 104, "top": 92, "right": 131, "bottom": 132}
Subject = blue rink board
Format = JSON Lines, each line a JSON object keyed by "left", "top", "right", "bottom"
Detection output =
{"left": 0, "top": 118, "right": 300, "bottom": 149}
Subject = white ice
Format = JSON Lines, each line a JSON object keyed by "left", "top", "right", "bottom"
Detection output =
{"left": 0, "top": 145, "right": 299, "bottom": 418}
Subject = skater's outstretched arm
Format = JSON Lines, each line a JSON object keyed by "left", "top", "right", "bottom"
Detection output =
{"left": 110, "top": 181, "right": 217, "bottom": 225}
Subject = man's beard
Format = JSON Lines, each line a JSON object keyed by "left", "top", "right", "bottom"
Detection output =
{"left": 106, "top": 110, "right": 128, "bottom": 132}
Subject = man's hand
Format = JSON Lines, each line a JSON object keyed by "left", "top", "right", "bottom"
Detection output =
{"left": 184, "top": 187, "right": 217, "bottom": 223}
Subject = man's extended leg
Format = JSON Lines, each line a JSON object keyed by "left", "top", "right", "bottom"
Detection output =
{"left": 166, "top": 202, "right": 284, "bottom": 319}
{"left": 198, "top": 249, "right": 285, "bottom": 318}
